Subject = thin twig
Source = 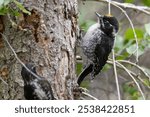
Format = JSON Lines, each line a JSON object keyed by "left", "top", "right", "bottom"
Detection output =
{"left": 112, "top": 49, "right": 121, "bottom": 100}
{"left": 107, "top": 60, "right": 146, "bottom": 99}
{"left": 110, "top": 2, "right": 139, "bottom": 62}
{"left": 110, "top": 1, "right": 150, "bottom": 15}
{"left": 107, "top": 60, "right": 150, "bottom": 89}
{"left": 82, "top": 92, "right": 98, "bottom": 100}
{"left": 117, "top": 60, "right": 150, "bottom": 81}
{"left": 116, "top": 61, "right": 145, "bottom": 100}
{"left": 85, "top": 0, "right": 150, "bottom": 15}
{"left": 108, "top": 0, "right": 111, "bottom": 14}
{"left": 0, "top": 76, "right": 8, "bottom": 85}
{"left": 0, "top": 33, "right": 41, "bottom": 80}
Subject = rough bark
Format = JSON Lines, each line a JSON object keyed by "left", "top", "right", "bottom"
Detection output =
{"left": 0, "top": 0, "right": 78, "bottom": 100}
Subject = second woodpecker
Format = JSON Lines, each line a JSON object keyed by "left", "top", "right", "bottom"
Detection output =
{"left": 77, "top": 12, "right": 119, "bottom": 85}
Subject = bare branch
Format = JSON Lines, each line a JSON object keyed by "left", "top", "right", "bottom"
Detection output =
{"left": 112, "top": 49, "right": 121, "bottom": 100}
{"left": 110, "top": 2, "right": 139, "bottom": 62}
{"left": 108, "top": 60, "right": 150, "bottom": 89}
{"left": 82, "top": 92, "right": 99, "bottom": 100}
{"left": 117, "top": 60, "right": 150, "bottom": 81}
{"left": 107, "top": 60, "right": 146, "bottom": 99}
{"left": 85, "top": 0, "right": 150, "bottom": 15}
{"left": 116, "top": 61, "right": 146, "bottom": 100}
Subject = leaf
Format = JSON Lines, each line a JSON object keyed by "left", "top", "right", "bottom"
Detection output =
{"left": 126, "top": 44, "right": 145, "bottom": 56}
{"left": 13, "top": 0, "right": 31, "bottom": 15}
{"left": 124, "top": 28, "right": 144, "bottom": 40}
{"left": 145, "top": 23, "right": 150, "bottom": 35}
{"left": 143, "top": 79, "right": 150, "bottom": 87}
{"left": 126, "top": 44, "right": 136, "bottom": 55}
{"left": 0, "top": 6, "right": 9, "bottom": 15}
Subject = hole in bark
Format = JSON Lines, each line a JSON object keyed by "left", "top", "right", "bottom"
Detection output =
{"left": 54, "top": 9, "right": 57, "bottom": 12}
{"left": 45, "top": 37, "right": 48, "bottom": 40}
{"left": 51, "top": 37, "right": 55, "bottom": 42}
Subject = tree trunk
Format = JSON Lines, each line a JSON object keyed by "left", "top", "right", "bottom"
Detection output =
{"left": 0, "top": 0, "right": 78, "bottom": 100}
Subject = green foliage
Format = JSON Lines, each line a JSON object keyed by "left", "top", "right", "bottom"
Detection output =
{"left": 124, "top": 28, "right": 144, "bottom": 40}
{"left": 0, "top": 0, "right": 30, "bottom": 16}
{"left": 114, "top": 24, "right": 150, "bottom": 59}
{"left": 13, "top": 0, "right": 30, "bottom": 15}
{"left": 124, "top": 0, "right": 135, "bottom": 3}
{"left": 143, "top": 79, "right": 150, "bottom": 87}
{"left": 123, "top": 83, "right": 140, "bottom": 100}
{"left": 76, "top": 63, "right": 83, "bottom": 76}
{"left": 142, "top": 0, "right": 150, "bottom": 6}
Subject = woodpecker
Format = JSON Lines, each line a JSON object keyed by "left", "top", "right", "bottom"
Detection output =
{"left": 21, "top": 63, "right": 55, "bottom": 100}
{"left": 77, "top": 12, "right": 119, "bottom": 85}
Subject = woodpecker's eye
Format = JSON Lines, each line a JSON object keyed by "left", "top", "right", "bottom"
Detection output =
{"left": 104, "top": 20, "right": 112, "bottom": 28}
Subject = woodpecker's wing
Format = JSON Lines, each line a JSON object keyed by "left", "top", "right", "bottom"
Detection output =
{"left": 37, "top": 79, "right": 55, "bottom": 100}
{"left": 24, "top": 79, "right": 54, "bottom": 100}
{"left": 24, "top": 84, "right": 40, "bottom": 100}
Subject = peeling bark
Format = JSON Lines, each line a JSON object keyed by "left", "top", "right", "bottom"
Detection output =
{"left": 0, "top": 0, "right": 78, "bottom": 99}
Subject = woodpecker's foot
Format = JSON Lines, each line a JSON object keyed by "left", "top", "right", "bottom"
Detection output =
{"left": 73, "top": 84, "right": 89, "bottom": 99}
{"left": 79, "top": 87, "right": 89, "bottom": 93}
{"left": 73, "top": 85, "right": 82, "bottom": 99}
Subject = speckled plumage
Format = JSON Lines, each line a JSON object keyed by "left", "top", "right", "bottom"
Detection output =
{"left": 21, "top": 63, "right": 55, "bottom": 100}
{"left": 77, "top": 13, "right": 119, "bottom": 85}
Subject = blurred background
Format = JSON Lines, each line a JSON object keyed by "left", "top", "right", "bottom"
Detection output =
{"left": 76, "top": 0, "right": 150, "bottom": 100}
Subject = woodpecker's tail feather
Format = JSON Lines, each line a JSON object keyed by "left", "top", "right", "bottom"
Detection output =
{"left": 77, "top": 64, "right": 93, "bottom": 86}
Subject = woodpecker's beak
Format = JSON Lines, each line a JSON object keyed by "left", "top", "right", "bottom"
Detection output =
{"left": 95, "top": 12, "right": 102, "bottom": 18}
{"left": 95, "top": 12, "right": 104, "bottom": 27}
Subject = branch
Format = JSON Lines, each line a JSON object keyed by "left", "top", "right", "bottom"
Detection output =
{"left": 0, "top": 76, "right": 8, "bottom": 85}
{"left": 117, "top": 60, "right": 150, "bottom": 81}
{"left": 108, "top": 60, "right": 150, "bottom": 89}
{"left": 112, "top": 49, "right": 121, "bottom": 100}
{"left": 110, "top": 2, "right": 139, "bottom": 62}
{"left": 85, "top": 0, "right": 150, "bottom": 15}
{"left": 108, "top": 60, "right": 146, "bottom": 99}
{"left": 82, "top": 92, "right": 98, "bottom": 100}
{"left": 116, "top": 61, "right": 145, "bottom": 100}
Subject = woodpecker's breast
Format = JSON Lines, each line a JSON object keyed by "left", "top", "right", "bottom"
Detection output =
{"left": 82, "top": 23, "right": 102, "bottom": 61}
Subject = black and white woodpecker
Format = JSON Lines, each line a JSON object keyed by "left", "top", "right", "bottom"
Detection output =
{"left": 21, "top": 63, "right": 55, "bottom": 100}
{"left": 77, "top": 12, "right": 119, "bottom": 85}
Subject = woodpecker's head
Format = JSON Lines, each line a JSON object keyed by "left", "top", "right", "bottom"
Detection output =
{"left": 21, "top": 63, "right": 37, "bottom": 84}
{"left": 95, "top": 12, "right": 119, "bottom": 37}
